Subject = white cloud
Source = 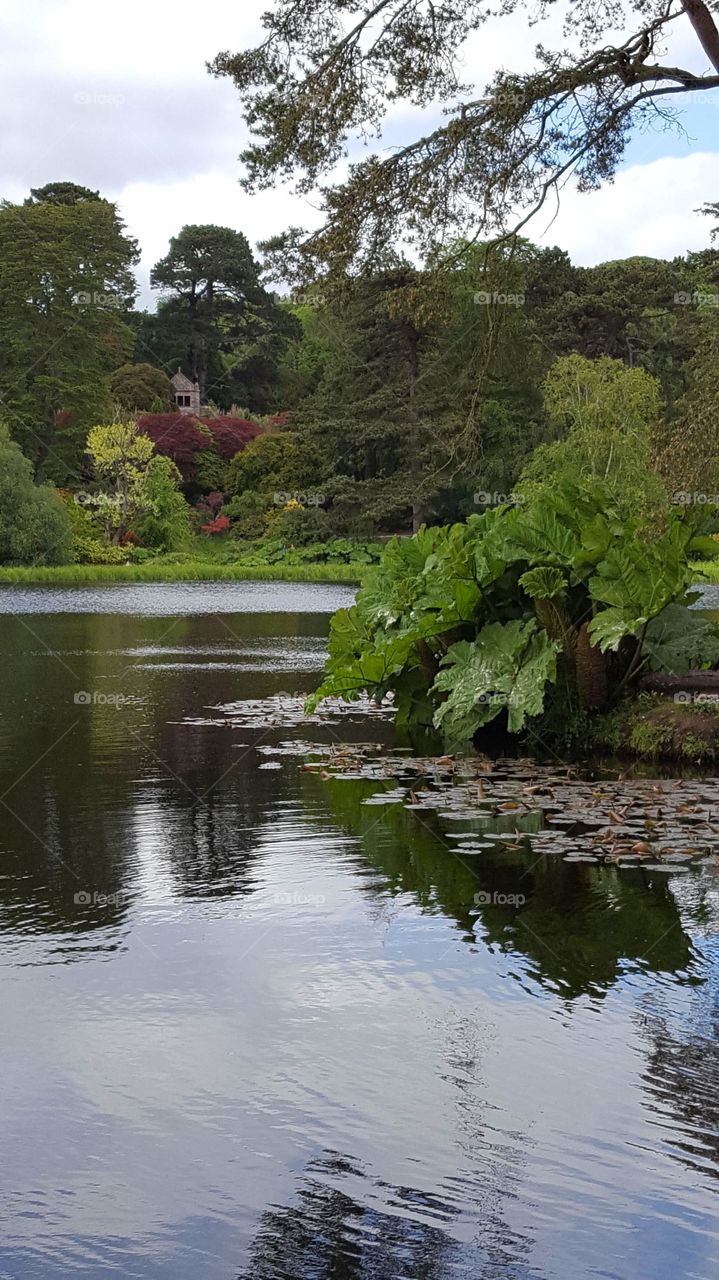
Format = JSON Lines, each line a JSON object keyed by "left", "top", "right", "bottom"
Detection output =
{"left": 534, "top": 153, "right": 718, "bottom": 263}
{"left": 1, "top": 0, "right": 716, "bottom": 309}
{"left": 119, "top": 171, "right": 323, "bottom": 305}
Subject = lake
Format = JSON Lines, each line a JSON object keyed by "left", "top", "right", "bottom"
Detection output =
{"left": 0, "top": 582, "right": 718, "bottom": 1279}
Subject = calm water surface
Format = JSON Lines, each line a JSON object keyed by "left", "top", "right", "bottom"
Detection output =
{"left": 0, "top": 582, "right": 718, "bottom": 1279}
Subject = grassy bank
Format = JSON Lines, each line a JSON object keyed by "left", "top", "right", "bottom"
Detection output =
{"left": 0, "top": 560, "right": 363, "bottom": 585}
{"left": 590, "top": 693, "right": 719, "bottom": 762}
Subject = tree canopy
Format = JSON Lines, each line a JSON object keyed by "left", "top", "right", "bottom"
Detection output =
{"left": 149, "top": 223, "right": 298, "bottom": 409}
{"left": 0, "top": 194, "right": 138, "bottom": 479}
{"left": 210, "top": 0, "right": 719, "bottom": 279}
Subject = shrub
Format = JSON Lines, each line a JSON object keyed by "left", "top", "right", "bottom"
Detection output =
{"left": 201, "top": 417, "right": 262, "bottom": 459}
{"left": 133, "top": 455, "right": 191, "bottom": 551}
{"left": 223, "top": 490, "right": 274, "bottom": 539}
{"left": 0, "top": 425, "right": 72, "bottom": 565}
{"left": 195, "top": 449, "right": 229, "bottom": 493}
{"left": 201, "top": 514, "right": 231, "bottom": 536}
{"left": 137, "top": 414, "right": 262, "bottom": 486}
{"left": 137, "top": 414, "right": 212, "bottom": 482}
{"left": 225, "top": 431, "right": 318, "bottom": 498}
{"left": 265, "top": 502, "right": 333, "bottom": 544}
{"left": 517, "top": 354, "right": 668, "bottom": 522}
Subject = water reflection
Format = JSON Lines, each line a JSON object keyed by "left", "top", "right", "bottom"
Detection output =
{"left": 0, "top": 586, "right": 718, "bottom": 1279}
{"left": 310, "top": 773, "right": 699, "bottom": 998}
{"left": 236, "top": 1149, "right": 535, "bottom": 1280}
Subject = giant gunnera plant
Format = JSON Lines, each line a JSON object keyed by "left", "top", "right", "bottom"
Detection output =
{"left": 307, "top": 480, "right": 719, "bottom": 748}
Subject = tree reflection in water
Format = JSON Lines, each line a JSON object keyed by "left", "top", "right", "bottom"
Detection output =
{"left": 306, "top": 771, "right": 700, "bottom": 1000}
{"left": 237, "top": 1150, "right": 535, "bottom": 1280}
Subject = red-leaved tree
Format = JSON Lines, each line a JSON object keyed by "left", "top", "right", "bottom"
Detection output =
{"left": 199, "top": 417, "right": 262, "bottom": 459}
{"left": 137, "top": 414, "right": 263, "bottom": 485}
{"left": 201, "top": 514, "right": 231, "bottom": 536}
{"left": 137, "top": 414, "right": 211, "bottom": 482}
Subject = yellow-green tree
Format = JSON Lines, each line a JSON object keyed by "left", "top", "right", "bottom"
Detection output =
{"left": 85, "top": 422, "right": 155, "bottom": 543}
{"left": 517, "top": 354, "right": 667, "bottom": 520}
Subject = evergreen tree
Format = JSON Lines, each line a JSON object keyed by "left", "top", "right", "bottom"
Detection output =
{"left": 0, "top": 193, "right": 138, "bottom": 480}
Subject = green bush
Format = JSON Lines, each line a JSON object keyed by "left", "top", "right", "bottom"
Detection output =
{"left": 109, "top": 363, "right": 173, "bottom": 412}
{"left": 64, "top": 493, "right": 130, "bottom": 563}
{"left": 133, "top": 455, "right": 191, "bottom": 551}
{"left": 265, "top": 502, "right": 333, "bottom": 544}
{"left": 517, "top": 354, "right": 668, "bottom": 522}
{"left": 195, "top": 449, "right": 229, "bottom": 494}
{"left": 0, "top": 425, "right": 72, "bottom": 565}
{"left": 223, "top": 490, "right": 274, "bottom": 539}
{"left": 225, "top": 432, "right": 317, "bottom": 498}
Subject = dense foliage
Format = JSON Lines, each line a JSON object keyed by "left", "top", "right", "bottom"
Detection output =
{"left": 136, "top": 413, "right": 261, "bottom": 489}
{"left": 0, "top": 194, "right": 138, "bottom": 479}
{"left": 309, "top": 481, "right": 719, "bottom": 746}
{"left": 110, "top": 363, "right": 173, "bottom": 412}
{"left": 0, "top": 424, "right": 72, "bottom": 565}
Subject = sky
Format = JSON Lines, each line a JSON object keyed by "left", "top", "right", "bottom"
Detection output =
{"left": 1, "top": 0, "right": 718, "bottom": 308}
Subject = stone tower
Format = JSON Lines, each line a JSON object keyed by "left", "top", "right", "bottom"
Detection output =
{"left": 171, "top": 368, "right": 200, "bottom": 415}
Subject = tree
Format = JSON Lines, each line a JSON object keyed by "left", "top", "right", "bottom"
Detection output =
{"left": 225, "top": 430, "right": 318, "bottom": 496}
{"left": 0, "top": 193, "right": 138, "bottom": 479}
{"left": 150, "top": 224, "right": 298, "bottom": 409}
{"left": 85, "top": 421, "right": 155, "bottom": 543}
{"left": 134, "top": 455, "right": 192, "bottom": 550}
{"left": 136, "top": 413, "right": 212, "bottom": 484}
{"left": 210, "top": 0, "right": 719, "bottom": 279}
{"left": 517, "top": 354, "right": 667, "bottom": 519}
{"left": 25, "top": 182, "right": 102, "bottom": 206}
{"left": 655, "top": 322, "right": 719, "bottom": 495}
{"left": 537, "top": 256, "right": 703, "bottom": 408}
{"left": 0, "top": 423, "right": 71, "bottom": 565}
{"left": 109, "top": 363, "right": 173, "bottom": 412}
{"left": 291, "top": 244, "right": 555, "bottom": 533}
{"left": 136, "top": 412, "right": 261, "bottom": 490}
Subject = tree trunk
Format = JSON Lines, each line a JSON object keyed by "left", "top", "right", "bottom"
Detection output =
{"left": 683, "top": 0, "right": 719, "bottom": 73}
{"left": 404, "top": 320, "right": 423, "bottom": 533}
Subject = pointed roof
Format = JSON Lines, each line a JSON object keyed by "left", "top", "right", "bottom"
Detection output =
{"left": 171, "top": 368, "right": 196, "bottom": 391}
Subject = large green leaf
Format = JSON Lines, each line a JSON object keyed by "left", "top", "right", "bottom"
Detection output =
{"left": 433, "top": 620, "right": 559, "bottom": 741}
{"left": 643, "top": 603, "right": 719, "bottom": 674}
{"left": 519, "top": 566, "right": 566, "bottom": 600}
{"left": 587, "top": 607, "right": 646, "bottom": 653}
